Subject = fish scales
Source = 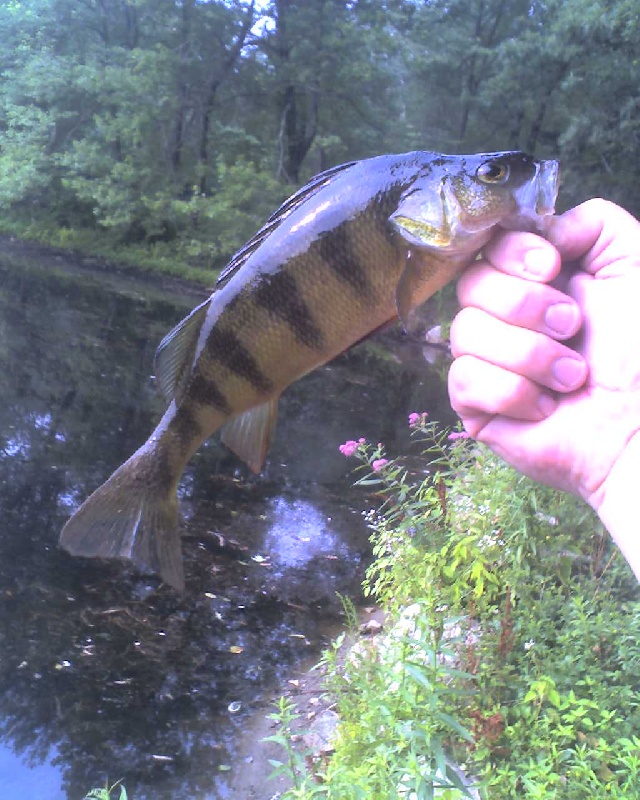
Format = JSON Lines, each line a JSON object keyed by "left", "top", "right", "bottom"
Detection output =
{"left": 60, "top": 150, "right": 559, "bottom": 589}
{"left": 252, "top": 271, "right": 324, "bottom": 350}
{"left": 197, "top": 217, "right": 401, "bottom": 401}
{"left": 204, "top": 327, "right": 273, "bottom": 394}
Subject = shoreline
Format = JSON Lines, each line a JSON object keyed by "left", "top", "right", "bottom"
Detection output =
{"left": 0, "top": 233, "right": 212, "bottom": 301}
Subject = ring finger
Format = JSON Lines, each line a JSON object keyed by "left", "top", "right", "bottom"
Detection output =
{"left": 448, "top": 356, "right": 557, "bottom": 435}
{"left": 450, "top": 307, "right": 588, "bottom": 393}
{"left": 457, "top": 265, "right": 582, "bottom": 341}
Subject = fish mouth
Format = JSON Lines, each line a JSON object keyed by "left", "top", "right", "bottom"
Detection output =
{"left": 502, "top": 159, "right": 560, "bottom": 233}
{"left": 535, "top": 159, "right": 560, "bottom": 216}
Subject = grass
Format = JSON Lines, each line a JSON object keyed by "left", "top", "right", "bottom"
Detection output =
{"left": 0, "top": 217, "right": 220, "bottom": 288}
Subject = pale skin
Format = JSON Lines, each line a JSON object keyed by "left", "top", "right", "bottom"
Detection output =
{"left": 448, "top": 198, "right": 640, "bottom": 580}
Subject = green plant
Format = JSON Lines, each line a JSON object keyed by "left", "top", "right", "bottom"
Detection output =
{"left": 267, "top": 414, "right": 640, "bottom": 798}
{"left": 83, "top": 779, "right": 127, "bottom": 800}
{"left": 264, "top": 696, "right": 329, "bottom": 798}
{"left": 319, "top": 603, "right": 477, "bottom": 798}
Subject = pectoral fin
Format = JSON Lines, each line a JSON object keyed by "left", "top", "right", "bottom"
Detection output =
{"left": 395, "top": 246, "right": 468, "bottom": 331}
{"left": 395, "top": 251, "right": 438, "bottom": 330}
{"left": 220, "top": 397, "right": 279, "bottom": 474}
{"left": 154, "top": 300, "right": 210, "bottom": 403}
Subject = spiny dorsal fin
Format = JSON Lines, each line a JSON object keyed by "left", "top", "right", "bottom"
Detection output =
{"left": 154, "top": 300, "right": 210, "bottom": 404}
{"left": 215, "top": 160, "right": 358, "bottom": 290}
{"left": 220, "top": 396, "right": 280, "bottom": 474}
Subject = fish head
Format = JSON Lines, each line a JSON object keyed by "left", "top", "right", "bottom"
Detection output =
{"left": 390, "top": 151, "right": 560, "bottom": 254}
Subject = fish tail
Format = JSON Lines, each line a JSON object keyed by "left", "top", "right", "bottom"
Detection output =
{"left": 60, "top": 446, "right": 184, "bottom": 591}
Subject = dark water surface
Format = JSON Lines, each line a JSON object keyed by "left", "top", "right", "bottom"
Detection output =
{"left": 0, "top": 249, "right": 454, "bottom": 798}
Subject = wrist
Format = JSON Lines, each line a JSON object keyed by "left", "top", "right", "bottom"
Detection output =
{"left": 591, "top": 431, "right": 640, "bottom": 581}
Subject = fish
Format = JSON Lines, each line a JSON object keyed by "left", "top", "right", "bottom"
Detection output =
{"left": 60, "top": 150, "right": 559, "bottom": 590}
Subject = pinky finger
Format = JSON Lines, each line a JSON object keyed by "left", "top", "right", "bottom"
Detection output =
{"left": 448, "top": 356, "right": 557, "bottom": 437}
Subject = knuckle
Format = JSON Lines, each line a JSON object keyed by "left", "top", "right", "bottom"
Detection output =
{"left": 449, "top": 309, "right": 481, "bottom": 356}
{"left": 507, "top": 283, "right": 537, "bottom": 323}
{"left": 448, "top": 355, "right": 479, "bottom": 400}
{"left": 522, "top": 332, "right": 557, "bottom": 375}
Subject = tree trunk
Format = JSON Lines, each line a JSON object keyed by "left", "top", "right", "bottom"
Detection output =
{"left": 277, "top": 86, "right": 318, "bottom": 183}
{"left": 199, "top": 1, "right": 255, "bottom": 194}
{"left": 170, "top": 0, "right": 195, "bottom": 173}
{"left": 272, "top": 0, "right": 320, "bottom": 183}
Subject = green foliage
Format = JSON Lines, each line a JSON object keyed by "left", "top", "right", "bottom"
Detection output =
{"left": 267, "top": 418, "right": 640, "bottom": 798}
{"left": 264, "top": 697, "right": 329, "bottom": 797}
{"left": 0, "top": 0, "right": 639, "bottom": 274}
{"left": 164, "top": 155, "right": 287, "bottom": 268}
{"left": 83, "top": 779, "right": 127, "bottom": 800}
{"left": 316, "top": 608, "right": 476, "bottom": 798}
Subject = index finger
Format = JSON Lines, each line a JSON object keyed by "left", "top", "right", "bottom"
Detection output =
{"left": 480, "top": 230, "right": 561, "bottom": 283}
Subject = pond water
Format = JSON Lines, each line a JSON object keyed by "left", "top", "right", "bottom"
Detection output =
{"left": 0, "top": 244, "right": 455, "bottom": 798}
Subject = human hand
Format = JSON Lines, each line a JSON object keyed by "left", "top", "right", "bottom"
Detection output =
{"left": 448, "top": 199, "right": 640, "bottom": 576}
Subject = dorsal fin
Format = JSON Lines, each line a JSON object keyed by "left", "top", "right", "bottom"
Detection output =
{"left": 215, "top": 160, "right": 358, "bottom": 290}
{"left": 154, "top": 300, "right": 210, "bottom": 403}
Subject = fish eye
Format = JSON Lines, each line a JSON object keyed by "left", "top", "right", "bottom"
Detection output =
{"left": 476, "top": 161, "right": 510, "bottom": 184}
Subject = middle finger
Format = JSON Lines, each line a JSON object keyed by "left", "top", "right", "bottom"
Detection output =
{"left": 457, "top": 265, "right": 582, "bottom": 341}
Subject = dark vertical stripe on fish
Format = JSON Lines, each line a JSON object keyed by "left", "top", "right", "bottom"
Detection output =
{"left": 171, "top": 406, "right": 204, "bottom": 446}
{"left": 206, "top": 328, "right": 273, "bottom": 394}
{"left": 317, "top": 223, "right": 373, "bottom": 297}
{"left": 187, "top": 373, "right": 231, "bottom": 415}
{"left": 155, "top": 447, "right": 181, "bottom": 491}
{"left": 253, "top": 272, "right": 324, "bottom": 349}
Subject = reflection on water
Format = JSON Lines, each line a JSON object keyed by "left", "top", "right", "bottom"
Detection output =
{"left": 0, "top": 246, "right": 454, "bottom": 798}
{"left": 263, "top": 497, "right": 347, "bottom": 568}
{"left": 0, "top": 745, "right": 64, "bottom": 798}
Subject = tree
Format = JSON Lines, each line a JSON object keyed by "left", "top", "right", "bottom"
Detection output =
{"left": 0, "top": 0, "right": 639, "bottom": 265}
{"left": 254, "top": 0, "right": 406, "bottom": 182}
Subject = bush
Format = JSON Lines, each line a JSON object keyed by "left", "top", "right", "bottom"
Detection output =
{"left": 269, "top": 415, "right": 640, "bottom": 798}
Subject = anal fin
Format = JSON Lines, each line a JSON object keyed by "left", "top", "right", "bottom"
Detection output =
{"left": 220, "top": 397, "right": 279, "bottom": 474}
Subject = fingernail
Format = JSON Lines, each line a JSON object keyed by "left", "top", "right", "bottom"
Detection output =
{"left": 537, "top": 394, "right": 557, "bottom": 417}
{"left": 553, "top": 357, "right": 587, "bottom": 389}
{"left": 523, "top": 248, "right": 552, "bottom": 277}
{"left": 545, "top": 302, "right": 579, "bottom": 337}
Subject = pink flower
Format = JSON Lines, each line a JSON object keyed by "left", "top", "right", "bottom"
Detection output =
{"left": 408, "top": 411, "right": 428, "bottom": 427}
{"left": 339, "top": 440, "right": 360, "bottom": 457}
{"left": 448, "top": 431, "right": 470, "bottom": 441}
{"left": 372, "top": 458, "right": 389, "bottom": 472}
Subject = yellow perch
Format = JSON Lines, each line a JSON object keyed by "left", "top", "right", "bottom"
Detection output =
{"left": 61, "top": 150, "right": 559, "bottom": 589}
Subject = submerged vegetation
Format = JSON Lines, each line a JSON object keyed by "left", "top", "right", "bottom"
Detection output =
{"left": 269, "top": 416, "right": 640, "bottom": 798}
{"left": 1, "top": 0, "right": 639, "bottom": 280}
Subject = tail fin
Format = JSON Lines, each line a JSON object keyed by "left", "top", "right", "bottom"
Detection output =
{"left": 60, "top": 450, "right": 184, "bottom": 591}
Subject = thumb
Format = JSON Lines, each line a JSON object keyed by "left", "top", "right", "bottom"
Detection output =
{"left": 547, "top": 199, "right": 640, "bottom": 276}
